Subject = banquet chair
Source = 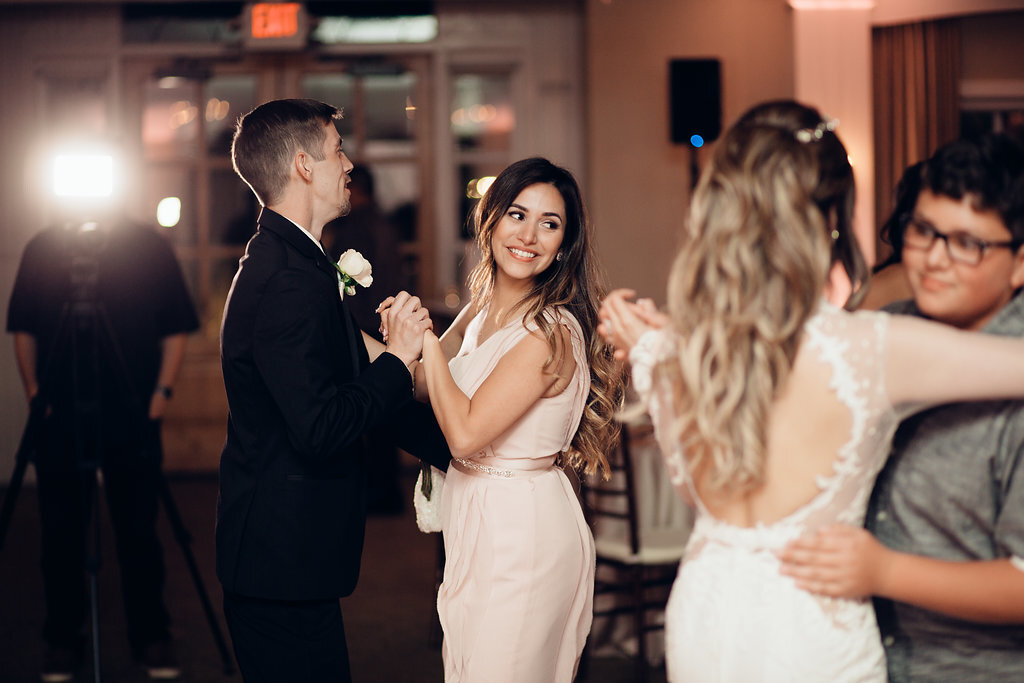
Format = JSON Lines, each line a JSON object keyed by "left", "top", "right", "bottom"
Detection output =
{"left": 580, "top": 423, "right": 688, "bottom": 682}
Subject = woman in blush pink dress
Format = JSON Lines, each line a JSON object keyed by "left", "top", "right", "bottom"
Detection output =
{"left": 416, "top": 158, "right": 621, "bottom": 682}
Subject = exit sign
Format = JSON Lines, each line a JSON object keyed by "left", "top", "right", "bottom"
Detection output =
{"left": 244, "top": 3, "right": 309, "bottom": 49}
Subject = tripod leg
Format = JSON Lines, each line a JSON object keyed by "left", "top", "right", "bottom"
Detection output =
{"left": 81, "top": 467, "right": 104, "bottom": 683}
{"left": 0, "top": 396, "right": 48, "bottom": 551}
{"left": 87, "top": 552, "right": 103, "bottom": 683}
{"left": 157, "top": 476, "right": 234, "bottom": 675}
{"left": 0, "top": 448, "right": 31, "bottom": 552}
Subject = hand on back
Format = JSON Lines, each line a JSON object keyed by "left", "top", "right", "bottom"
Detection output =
{"left": 777, "top": 524, "right": 892, "bottom": 599}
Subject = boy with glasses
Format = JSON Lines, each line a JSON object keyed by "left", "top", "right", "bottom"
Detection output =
{"left": 779, "top": 133, "right": 1024, "bottom": 681}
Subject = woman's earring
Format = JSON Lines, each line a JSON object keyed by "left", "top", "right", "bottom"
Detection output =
{"left": 556, "top": 251, "right": 563, "bottom": 262}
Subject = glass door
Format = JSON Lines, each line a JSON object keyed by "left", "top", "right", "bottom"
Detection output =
{"left": 439, "top": 62, "right": 520, "bottom": 309}
{"left": 302, "top": 59, "right": 433, "bottom": 319}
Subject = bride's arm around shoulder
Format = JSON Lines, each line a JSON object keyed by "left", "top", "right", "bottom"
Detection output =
{"left": 884, "top": 313, "right": 1024, "bottom": 407}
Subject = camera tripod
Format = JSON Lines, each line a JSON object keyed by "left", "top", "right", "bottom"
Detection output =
{"left": 0, "top": 234, "right": 233, "bottom": 681}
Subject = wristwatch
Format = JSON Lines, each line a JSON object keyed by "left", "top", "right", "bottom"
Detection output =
{"left": 156, "top": 385, "right": 173, "bottom": 399}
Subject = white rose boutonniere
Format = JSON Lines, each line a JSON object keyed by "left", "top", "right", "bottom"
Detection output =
{"left": 332, "top": 249, "right": 373, "bottom": 298}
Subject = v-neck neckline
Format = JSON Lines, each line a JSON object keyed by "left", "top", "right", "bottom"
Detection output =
{"left": 467, "top": 303, "right": 523, "bottom": 352}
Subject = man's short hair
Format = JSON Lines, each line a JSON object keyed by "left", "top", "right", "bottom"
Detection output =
{"left": 920, "top": 133, "right": 1024, "bottom": 242}
{"left": 231, "top": 99, "right": 342, "bottom": 206}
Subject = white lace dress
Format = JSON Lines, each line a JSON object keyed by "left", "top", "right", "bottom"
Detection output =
{"left": 630, "top": 302, "right": 920, "bottom": 682}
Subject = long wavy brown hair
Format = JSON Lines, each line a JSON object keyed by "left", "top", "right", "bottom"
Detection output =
{"left": 466, "top": 157, "right": 622, "bottom": 478}
{"left": 660, "top": 101, "right": 865, "bottom": 494}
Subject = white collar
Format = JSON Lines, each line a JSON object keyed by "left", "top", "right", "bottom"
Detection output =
{"left": 284, "top": 216, "right": 326, "bottom": 256}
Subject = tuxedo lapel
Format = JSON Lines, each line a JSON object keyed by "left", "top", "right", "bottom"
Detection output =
{"left": 339, "top": 301, "right": 362, "bottom": 374}
{"left": 313, "top": 240, "right": 362, "bottom": 375}
{"left": 318, "top": 250, "right": 362, "bottom": 374}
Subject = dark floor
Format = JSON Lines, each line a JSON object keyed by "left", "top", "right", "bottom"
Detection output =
{"left": 0, "top": 472, "right": 666, "bottom": 682}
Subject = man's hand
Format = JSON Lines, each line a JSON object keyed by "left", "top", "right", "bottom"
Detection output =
{"left": 13, "top": 332, "right": 40, "bottom": 401}
{"left": 149, "top": 392, "right": 169, "bottom": 420}
{"left": 777, "top": 524, "right": 894, "bottom": 599}
{"left": 381, "top": 291, "right": 432, "bottom": 366}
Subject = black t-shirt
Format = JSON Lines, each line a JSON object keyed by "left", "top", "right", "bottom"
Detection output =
{"left": 7, "top": 222, "right": 199, "bottom": 436}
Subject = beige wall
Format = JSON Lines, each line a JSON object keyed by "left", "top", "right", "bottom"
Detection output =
{"left": 793, "top": 6, "right": 875, "bottom": 265}
{"left": 585, "top": 0, "right": 795, "bottom": 304}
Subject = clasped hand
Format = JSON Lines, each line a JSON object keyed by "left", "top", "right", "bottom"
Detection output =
{"left": 598, "top": 289, "right": 668, "bottom": 361}
{"left": 376, "top": 291, "right": 433, "bottom": 366}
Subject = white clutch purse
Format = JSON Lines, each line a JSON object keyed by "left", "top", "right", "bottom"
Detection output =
{"left": 413, "top": 462, "right": 445, "bottom": 533}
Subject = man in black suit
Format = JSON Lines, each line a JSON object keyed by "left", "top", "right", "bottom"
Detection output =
{"left": 217, "top": 99, "right": 448, "bottom": 682}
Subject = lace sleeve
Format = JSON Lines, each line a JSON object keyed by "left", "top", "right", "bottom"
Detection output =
{"left": 630, "top": 330, "right": 688, "bottom": 488}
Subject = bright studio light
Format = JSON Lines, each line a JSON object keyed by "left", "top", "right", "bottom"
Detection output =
{"left": 53, "top": 153, "right": 115, "bottom": 198}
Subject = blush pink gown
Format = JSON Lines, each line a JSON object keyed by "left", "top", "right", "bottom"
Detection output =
{"left": 437, "top": 306, "right": 595, "bottom": 683}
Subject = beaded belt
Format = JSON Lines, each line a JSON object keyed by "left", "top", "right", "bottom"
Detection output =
{"left": 452, "top": 457, "right": 555, "bottom": 480}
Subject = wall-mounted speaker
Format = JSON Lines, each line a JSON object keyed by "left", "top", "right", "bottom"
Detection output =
{"left": 669, "top": 58, "right": 722, "bottom": 146}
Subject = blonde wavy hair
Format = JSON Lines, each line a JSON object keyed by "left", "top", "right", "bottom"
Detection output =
{"left": 466, "top": 157, "right": 623, "bottom": 478}
{"left": 660, "top": 101, "right": 865, "bottom": 494}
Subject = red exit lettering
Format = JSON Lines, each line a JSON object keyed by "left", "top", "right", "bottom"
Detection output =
{"left": 251, "top": 3, "right": 300, "bottom": 39}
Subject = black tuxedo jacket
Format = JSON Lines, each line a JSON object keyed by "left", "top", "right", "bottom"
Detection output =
{"left": 217, "top": 207, "right": 449, "bottom": 601}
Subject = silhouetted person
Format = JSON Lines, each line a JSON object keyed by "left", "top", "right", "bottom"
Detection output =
{"left": 321, "top": 165, "right": 406, "bottom": 335}
{"left": 7, "top": 219, "right": 199, "bottom": 681}
{"left": 321, "top": 165, "right": 407, "bottom": 513}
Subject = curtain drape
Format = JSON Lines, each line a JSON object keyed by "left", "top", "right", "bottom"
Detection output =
{"left": 872, "top": 19, "right": 961, "bottom": 261}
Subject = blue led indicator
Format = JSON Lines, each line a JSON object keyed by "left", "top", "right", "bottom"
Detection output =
{"left": 690, "top": 134, "right": 704, "bottom": 148}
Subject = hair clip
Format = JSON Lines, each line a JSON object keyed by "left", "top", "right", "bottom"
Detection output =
{"left": 794, "top": 117, "right": 838, "bottom": 143}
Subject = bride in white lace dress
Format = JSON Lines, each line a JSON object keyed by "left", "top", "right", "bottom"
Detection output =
{"left": 599, "top": 101, "right": 1024, "bottom": 682}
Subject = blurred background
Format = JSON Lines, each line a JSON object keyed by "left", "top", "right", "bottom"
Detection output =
{"left": 0, "top": 2, "right": 1022, "bottom": 680}
{"left": 0, "top": 0, "right": 1021, "bottom": 477}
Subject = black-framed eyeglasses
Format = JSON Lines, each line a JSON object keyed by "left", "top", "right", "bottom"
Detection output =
{"left": 902, "top": 215, "right": 1022, "bottom": 266}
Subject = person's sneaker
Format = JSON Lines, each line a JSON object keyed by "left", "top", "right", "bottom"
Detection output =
{"left": 140, "top": 640, "right": 181, "bottom": 680}
{"left": 40, "top": 645, "right": 78, "bottom": 683}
